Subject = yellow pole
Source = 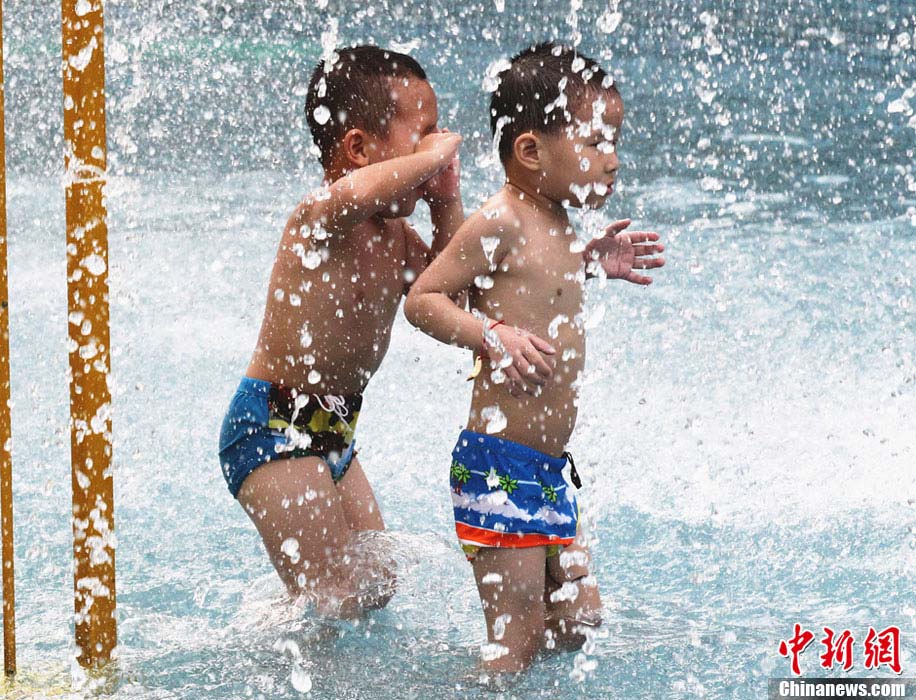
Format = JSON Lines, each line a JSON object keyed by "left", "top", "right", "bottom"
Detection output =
{"left": 0, "top": 0, "right": 15, "bottom": 679}
{"left": 61, "top": 0, "right": 116, "bottom": 668}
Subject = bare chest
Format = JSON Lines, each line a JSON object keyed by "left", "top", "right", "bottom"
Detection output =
{"left": 499, "top": 232, "right": 584, "bottom": 317}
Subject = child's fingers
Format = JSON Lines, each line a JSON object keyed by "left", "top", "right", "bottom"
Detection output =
{"left": 636, "top": 256, "right": 665, "bottom": 269}
{"left": 627, "top": 272, "right": 654, "bottom": 285}
{"left": 522, "top": 347, "right": 552, "bottom": 380}
{"left": 502, "top": 366, "right": 525, "bottom": 397}
{"left": 634, "top": 243, "right": 665, "bottom": 256}
{"left": 518, "top": 374, "right": 542, "bottom": 395}
{"left": 520, "top": 365, "right": 546, "bottom": 386}
{"left": 626, "top": 231, "right": 660, "bottom": 242}
{"left": 527, "top": 334, "right": 557, "bottom": 356}
{"left": 513, "top": 353, "right": 546, "bottom": 386}
{"left": 603, "top": 218, "right": 631, "bottom": 235}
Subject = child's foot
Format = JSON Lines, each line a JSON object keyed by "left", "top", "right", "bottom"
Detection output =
{"left": 307, "top": 558, "right": 397, "bottom": 618}
{"left": 312, "top": 586, "right": 363, "bottom": 619}
{"left": 356, "top": 565, "right": 397, "bottom": 610}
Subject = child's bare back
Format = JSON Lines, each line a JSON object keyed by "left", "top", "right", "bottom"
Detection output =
{"left": 247, "top": 205, "right": 418, "bottom": 394}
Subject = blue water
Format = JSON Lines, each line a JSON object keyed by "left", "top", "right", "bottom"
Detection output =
{"left": 2, "top": 0, "right": 915, "bottom": 698}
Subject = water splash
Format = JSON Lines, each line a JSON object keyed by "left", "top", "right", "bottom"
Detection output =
{"left": 481, "top": 405, "right": 507, "bottom": 433}
{"left": 480, "top": 236, "right": 501, "bottom": 270}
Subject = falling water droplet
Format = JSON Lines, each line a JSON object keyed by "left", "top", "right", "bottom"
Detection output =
{"left": 597, "top": 10, "right": 622, "bottom": 34}
{"left": 313, "top": 105, "right": 331, "bottom": 125}
{"left": 481, "top": 405, "right": 507, "bottom": 433}
{"left": 280, "top": 537, "right": 301, "bottom": 564}
{"left": 81, "top": 254, "right": 106, "bottom": 276}
{"left": 548, "top": 314, "right": 569, "bottom": 339}
{"left": 290, "top": 662, "right": 312, "bottom": 693}
{"left": 480, "top": 236, "right": 500, "bottom": 269}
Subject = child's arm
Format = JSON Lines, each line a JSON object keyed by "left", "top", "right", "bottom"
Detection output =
{"left": 402, "top": 142, "right": 464, "bottom": 294}
{"left": 295, "top": 132, "right": 462, "bottom": 239}
{"left": 401, "top": 223, "right": 432, "bottom": 293}
{"left": 404, "top": 212, "right": 555, "bottom": 396}
{"left": 582, "top": 218, "right": 666, "bottom": 284}
{"left": 420, "top": 134, "right": 463, "bottom": 257}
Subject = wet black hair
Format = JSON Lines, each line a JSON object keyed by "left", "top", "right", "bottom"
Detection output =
{"left": 489, "top": 42, "right": 620, "bottom": 163}
{"left": 305, "top": 45, "right": 428, "bottom": 169}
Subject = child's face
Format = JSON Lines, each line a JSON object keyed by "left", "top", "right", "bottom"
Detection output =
{"left": 538, "top": 91, "right": 623, "bottom": 209}
{"left": 373, "top": 77, "right": 439, "bottom": 217}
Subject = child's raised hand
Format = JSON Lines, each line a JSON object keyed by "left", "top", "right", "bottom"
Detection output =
{"left": 421, "top": 131, "right": 461, "bottom": 206}
{"left": 415, "top": 130, "right": 462, "bottom": 166}
{"left": 486, "top": 324, "right": 556, "bottom": 398}
{"left": 584, "top": 219, "right": 665, "bottom": 285}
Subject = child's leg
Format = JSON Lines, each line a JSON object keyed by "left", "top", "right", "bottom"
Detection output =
{"left": 335, "top": 455, "right": 396, "bottom": 609}
{"left": 471, "top": 546, "right": 548, "bottom": 673}
{"left": 543, "top": 533, "right": 602, "bottom": 651}
{"left": 335, "top": 455, "right": 385, "bottom": 531}
{"left": 237, "top": 455, "right": 379, "bottom": 616}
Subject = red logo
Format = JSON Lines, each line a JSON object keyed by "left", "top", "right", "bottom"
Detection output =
{"left": 778, "top": 624, "right": 902, "bottom": 676}
{"left": 778, "top": 624, "right": 815, "bottom": 676}
{"left": 820, "top": 627, "right": 855, "bottom": 671}
{"left": 864, "top": 626, "right": 902, "bottom": 674}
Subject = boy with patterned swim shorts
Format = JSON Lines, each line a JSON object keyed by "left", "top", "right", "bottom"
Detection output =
{"left": 218, "top": 45, "right": 463, "bottom": 616}
{"left": 405, "top": 43, "right": 665, "bottom": 671}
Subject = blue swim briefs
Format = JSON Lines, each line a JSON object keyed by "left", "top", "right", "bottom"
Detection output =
{"left": 218, "top": 377, "right": 361, "bottom": 498}
{"left": 449, "top": 429, "right": 579, "bottom": 558}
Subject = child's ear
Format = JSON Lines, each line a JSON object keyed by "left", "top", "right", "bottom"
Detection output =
{"left": 513, "top": 133, "right": 541, "bottom": 171}
{"left": 342, "top": 128, "right": 371, "bottom": 168}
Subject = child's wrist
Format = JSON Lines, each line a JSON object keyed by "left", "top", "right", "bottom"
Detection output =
{"left": 427, "top": 192, "right": 461, "bottom": 209}
{"left": 480, "top": 319, "right": 505, "bottom": 354}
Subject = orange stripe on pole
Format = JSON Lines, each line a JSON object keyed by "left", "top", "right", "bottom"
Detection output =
{"left": 0, "top": 0, "right": 16, "bottom": 679}
{"left": 61, "top": 0, "right": 116, "bottom": 668}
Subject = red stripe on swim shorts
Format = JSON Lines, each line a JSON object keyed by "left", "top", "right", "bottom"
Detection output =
{"left": 455, "top": 522, "right": 575, "bottom": 549}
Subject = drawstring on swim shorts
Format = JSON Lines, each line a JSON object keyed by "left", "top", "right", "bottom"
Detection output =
{"left": 562, "top": 450, "right": 582, "bottom": 489}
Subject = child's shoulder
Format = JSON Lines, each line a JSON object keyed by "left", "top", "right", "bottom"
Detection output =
{"left": 462, "top": 189, "right": 525, "bottom": 239}
{"left": 278, "top": 189, "right": 313, "bottom": 240}
{"left": 283, "top": 181, "right": 389, "bottom": 248}
{"left": 285, "top": 185, "right": 331, "bottom": 231}
{"left": 284, "top": 179, "right": 408, "bottom": 243}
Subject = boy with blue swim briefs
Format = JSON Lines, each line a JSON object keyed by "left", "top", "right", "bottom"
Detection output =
{"left": 405, "top": 43, "right": 665, "bottom": 672}
{"left": 218, "top": 45, "right": 463, "bottom": 616}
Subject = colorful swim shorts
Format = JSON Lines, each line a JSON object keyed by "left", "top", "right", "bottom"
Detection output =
{"left": 218, "top": 376, "right": 362, "bottom": 498}
{"left": 449, "top": 429, "right": 579, "bottom": 559}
